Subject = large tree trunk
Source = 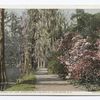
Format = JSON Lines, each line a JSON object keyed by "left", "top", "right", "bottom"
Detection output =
{"left": 0, "top": 9, "right": 7, "bottom": 90}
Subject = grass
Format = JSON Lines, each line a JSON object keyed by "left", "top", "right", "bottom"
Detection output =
{"left": 6, "top": 73, "right": 36, "bottom": 91}
{"left": 6, "top": 84, "right": 35, "bottom": 91}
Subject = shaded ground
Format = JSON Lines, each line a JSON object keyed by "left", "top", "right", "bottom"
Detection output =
{"left": 35, "top": 68, "right": 86, "bottom": 91}
{"left": 6, "top": 73, "right": 36, "bottom": 91}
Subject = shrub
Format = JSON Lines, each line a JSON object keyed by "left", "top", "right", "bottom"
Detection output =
{"left": 48, "top": 59, "right": 68, "bottom": 79}
{"left": 47, "top": 52, "right": 68, "bottom": 79}
{"left": 47, "top": 59, "right": 59, "bottom": 74}
{"left": 71, "top": 58, "right": 100, "bottom": 84}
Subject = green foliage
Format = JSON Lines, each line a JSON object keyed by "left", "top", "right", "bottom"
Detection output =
{"left": 27, "top": 9, "right": 67, "bottom": 68}
{"left": 6, "top": 84, "right": 35, "bottom": 91}
{"left": 71, "top": 9, "right": 100, "bottom": 42}
{"left": 69, "top": 79, "right": 100, "bottom": 91}
{"left": 48, "top": 59, "right": 60, "bottom": 74}
{"left": 47, "top": 52, "right": 67, "bottom": 79}
{"left": 6, "top": 73, "right": 36, "bottom": 91}
{"left": 5, "top": 11, "right": 22, "bottom": 68}
{"left": 16, "top": 72, "right": 36, "bottom": 84}
{"left": 48, "top": 59, "right": 67, "bottom": 79}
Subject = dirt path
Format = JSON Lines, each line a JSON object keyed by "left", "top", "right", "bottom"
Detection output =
{"left": 35, "top": 68, "right": 86, "bottom": 91}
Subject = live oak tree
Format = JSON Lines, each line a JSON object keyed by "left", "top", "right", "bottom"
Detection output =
{"left": 27, "top": 9, "right": 67, "bottom": 69}
{"left": 4, "top": 9, "right": 68, "bottom": 80}
{"left": 0, "top": 9, "right": 7, "bottom": 90}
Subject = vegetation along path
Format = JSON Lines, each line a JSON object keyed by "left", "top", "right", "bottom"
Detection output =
{"left": 35, "top": 68, "right": 86, "bottom": 91}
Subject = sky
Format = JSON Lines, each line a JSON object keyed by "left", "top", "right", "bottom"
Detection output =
{"left": 6, "top": 9, "right": 100, "bottom": 16}
{"left": 85, "top": 9, "right": 100, "bottom": 14}
{"left": 5, "top": 9, "right": 100, "bottom": 24}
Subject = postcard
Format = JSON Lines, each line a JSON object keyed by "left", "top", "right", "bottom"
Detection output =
{"left": 0, "top": 5, "right": 100, "bottom": 95}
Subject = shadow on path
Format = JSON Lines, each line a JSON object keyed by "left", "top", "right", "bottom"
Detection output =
{"left": 35, "top": 68, "right": 86, "bottom": 91}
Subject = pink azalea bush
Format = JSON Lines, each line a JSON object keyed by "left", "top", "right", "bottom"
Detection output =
{"left": 57, "top": 32, "right": 100, "bottom": 84}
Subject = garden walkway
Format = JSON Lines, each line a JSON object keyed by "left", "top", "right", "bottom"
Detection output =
{"left": 35, "top": 68, "right": 86, "bottom": 91}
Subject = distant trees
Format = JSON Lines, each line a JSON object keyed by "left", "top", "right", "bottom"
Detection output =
{"left": 20, "top": 13, "right": 33, "bottom": 75}
{"left": 4, "top": 9, "right": 68, "bottom": 79}
{"left": 27, "top": 9, "right": 67, "bottom": 69}
{"left": 5, "top": 11, "right": 22, "bottom": 68}
{"left": 71, "top": 9, "right": 100, "bottom": 40}
{"left": 0, "top": 9, "right": 7, "bottom": 90}
{"left": 5, "top": 11, "right": 32, "bottom": 76}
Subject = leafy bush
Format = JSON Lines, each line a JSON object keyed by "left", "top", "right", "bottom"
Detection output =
{"left": 48, "top": 59, "right": 68, "bottom": 79}
{"left": 47, "top": 52, "right": 68, "bottom": 79}
{"left": 47, "top": 60, "right": 59, "bottom": 74}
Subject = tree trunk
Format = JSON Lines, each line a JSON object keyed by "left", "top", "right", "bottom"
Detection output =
{"left": 37, "top": 58, "right": 40, "bottom": 69}
{"left": 0, "top": 9, "right": 7, "bottom": 91}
